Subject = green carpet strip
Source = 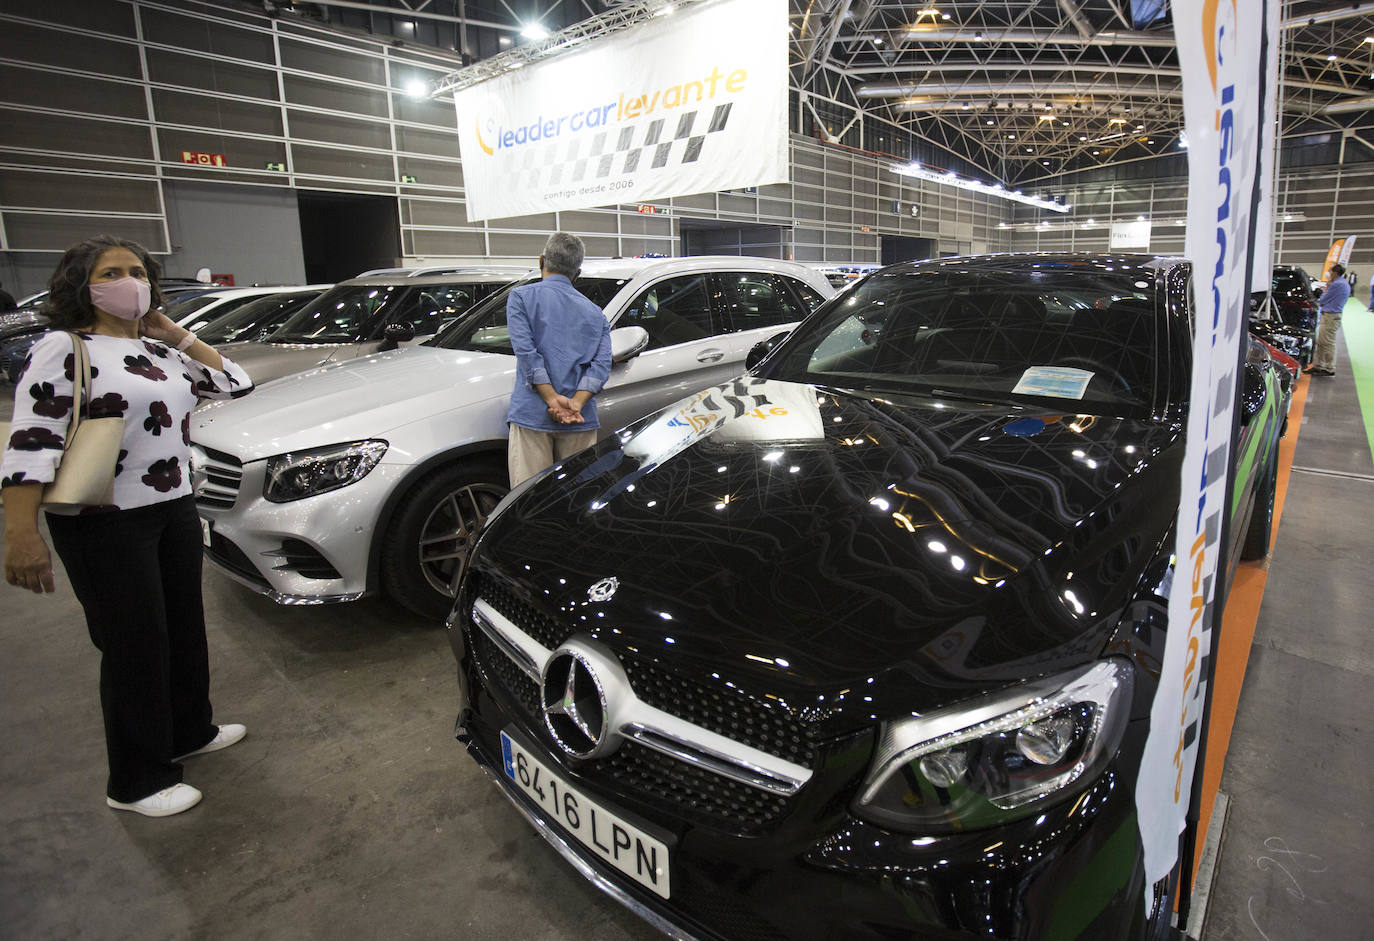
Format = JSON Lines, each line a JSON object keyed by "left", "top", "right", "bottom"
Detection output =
{"left": 1339, "top": 297, "right": 1374, "bottom": 466}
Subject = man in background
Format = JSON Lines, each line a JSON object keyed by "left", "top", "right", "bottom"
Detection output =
{"left": 505, "top": 231, "right": 612, "bottom": 487}
{"left": 1306, "top": 262, "right": 1350, "bottom": 378}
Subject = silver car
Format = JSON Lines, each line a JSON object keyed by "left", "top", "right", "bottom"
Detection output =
{"left": 191, "top": 256, "right": 835, "bottom": 618}
{"left": 215, "top": 267, "right": 530, "bottom": 385}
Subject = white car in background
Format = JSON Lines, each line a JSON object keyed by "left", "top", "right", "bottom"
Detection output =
{"left": 168, "top": 284, "right": 331, "bottom": 333}
{"left": 191, "top": 256, "right": 835, "bottom": 618}
{"left": 212, "top": 268, "right": 530, "bottom": 386}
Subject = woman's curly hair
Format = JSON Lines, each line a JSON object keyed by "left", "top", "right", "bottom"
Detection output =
{"left": 43, "top": 234, "right": 165, "bottom": 329}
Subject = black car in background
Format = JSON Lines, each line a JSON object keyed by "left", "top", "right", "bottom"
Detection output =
{"left": 448, "top": 254, "right": 1286, "bottom": 940}
{"left": 1250, "top": 265, "right": 1319, "bottom": 365}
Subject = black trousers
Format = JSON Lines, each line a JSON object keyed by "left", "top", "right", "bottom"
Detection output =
{"left": 47, "top": 495, "right": 217, "bottom": 802}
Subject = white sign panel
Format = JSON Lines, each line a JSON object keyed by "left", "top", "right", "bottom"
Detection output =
{"left": 1133, "top": 0, "right": 1278, "bottom": 912}
{"left": 1109, "top": 219, "right": 1152, "bottom": 249}
{"left": 453, "top": 0, "right": 789, "bottom": 223}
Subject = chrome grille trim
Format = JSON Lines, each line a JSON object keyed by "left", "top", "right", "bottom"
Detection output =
{"left": 471, "top": 596, "right": 812, "bottom": 796}
{"left": 194, "top": 446, "right": 243, "bottom": 509}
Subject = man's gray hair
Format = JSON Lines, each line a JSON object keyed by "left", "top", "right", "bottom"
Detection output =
{"left": 542, "top": 231, "right": 584, "bottom": 277}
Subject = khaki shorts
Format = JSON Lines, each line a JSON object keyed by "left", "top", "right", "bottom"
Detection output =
{"left": 507, "top": 423, "right": 598, "bottom": 487}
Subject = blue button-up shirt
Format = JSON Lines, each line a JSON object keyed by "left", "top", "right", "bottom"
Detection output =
{"left": 506, "top": 274, "right": 612, "bottom": 433}
{"left": 1319, "top": 276, "right": 1351, "bottom": 314}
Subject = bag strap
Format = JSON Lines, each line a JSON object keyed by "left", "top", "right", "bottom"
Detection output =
{"left": 66, "top": 331, "right": 89, "bottom": 445}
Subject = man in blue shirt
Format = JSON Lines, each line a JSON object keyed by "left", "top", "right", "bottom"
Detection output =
{"left": 506, "top": 232, "right": 612, "bottom": 486}
{"left": 1306, "top": 262, "right": 1350, "bottom": 378}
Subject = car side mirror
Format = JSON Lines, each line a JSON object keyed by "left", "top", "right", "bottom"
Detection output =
{"left": 379, "top": 322, "right": 415, "bottom": 351}
{"left": 746, "top": 330, "right": 792, "bottom": 371}
{"left": 1239, "top": 361, "right": 1266, "bottom": 425}
{"left": 610, "top": 325, "right": 649, "bottom": 363}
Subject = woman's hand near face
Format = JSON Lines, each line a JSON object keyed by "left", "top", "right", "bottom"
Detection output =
{"left": 138, "top": 308, "right": 187, "bottom": 346}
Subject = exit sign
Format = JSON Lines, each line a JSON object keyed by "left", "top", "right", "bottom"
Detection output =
{"left": 400, "top": 174, "right": 418, "bottom": 183}
{"left": 181, "top": 151, "right": 226, "bottom": 167}
{"left": 265, "top": 161, "right": 286, "bottom": 172}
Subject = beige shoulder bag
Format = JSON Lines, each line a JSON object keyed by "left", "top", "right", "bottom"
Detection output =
{"left": 0, "top": 332, "right": 125, "bottom": 507}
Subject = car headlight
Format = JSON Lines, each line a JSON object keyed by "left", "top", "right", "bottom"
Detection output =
{"left": 263, "top": 440, "right": 387, "bottom": 503}
{"left": 853, "top": 659, "right": 1132, "bottom": 833}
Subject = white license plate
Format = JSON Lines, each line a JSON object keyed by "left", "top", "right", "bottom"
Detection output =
{"left": 200, "top": 517, "right": 212, "bottom": 547}
{"left": 500, "top": 730, "right": 671, "bottom": 899}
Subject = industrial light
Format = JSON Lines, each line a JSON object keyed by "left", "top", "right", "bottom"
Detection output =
{"left": 520, "top": 22, "right": 551, "bottom": 40}
{"left": 893, "top": 162, "right": 1070, "bottom": 213}
{"left": 404, "top": 79, "right": 428, "bottom": 98}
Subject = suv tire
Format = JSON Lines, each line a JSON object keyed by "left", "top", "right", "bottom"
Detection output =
{"left": 1240, "top": 453, "right": 1278, "bottom": 561}
{"left": 381, "top": 459, "right": 508, "bottom": 619}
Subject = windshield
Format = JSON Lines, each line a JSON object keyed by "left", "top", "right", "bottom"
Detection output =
{"left": 196, "top": 290, "right": 321, "bottom": 344}
{"left": 271, "top": 284, "right": 402, "bottom": 344}
{"left": 431, "top": 276, "right": 630, "bottom": 353}
{"left": 759, "top": 263, "right": 1164, "bottom": 416}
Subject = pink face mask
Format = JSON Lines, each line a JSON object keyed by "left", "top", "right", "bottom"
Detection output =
{"left": 89, "top": 277, "right": 152, "bottom": 321}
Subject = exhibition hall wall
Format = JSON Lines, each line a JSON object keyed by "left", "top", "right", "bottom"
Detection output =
{"left": 0, "top": 0, "right": 1367, "bottom": 294}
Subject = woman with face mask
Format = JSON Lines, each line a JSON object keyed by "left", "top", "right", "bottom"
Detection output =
{"left": 1, "top": 235, "right": 254, "bottom": 817}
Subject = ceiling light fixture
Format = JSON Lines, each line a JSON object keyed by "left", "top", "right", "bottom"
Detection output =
{"left": 520, "top": 22, "right": 551, "bottom": 41}
{"left": 893, "top": 162, "right": 1070, "bottom": 213}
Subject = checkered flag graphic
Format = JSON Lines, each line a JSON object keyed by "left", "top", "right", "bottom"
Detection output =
{"left": 521, "top": 102, "right": 735, "bottom": 189}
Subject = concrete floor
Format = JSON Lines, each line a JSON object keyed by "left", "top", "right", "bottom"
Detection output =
{"left": 1200, "top": 309, "right": 1374, "bottom": 941}
{"left": 1, "top": 313, "right": 1371, "bottom": 940}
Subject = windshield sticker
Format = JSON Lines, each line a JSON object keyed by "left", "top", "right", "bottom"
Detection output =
{"left": 1013, "top": 366, "right": 1094, "bottom": 400}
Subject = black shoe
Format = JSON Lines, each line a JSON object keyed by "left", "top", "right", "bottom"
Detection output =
{"left": 1302, "top": 364, "right": 1318, "bottom": 374}
{"left": 1311, "top": 368, "right": 1335, "bottom": 378}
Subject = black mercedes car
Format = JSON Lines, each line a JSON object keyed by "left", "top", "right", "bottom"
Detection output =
{"left": 447, "top": 254, "right": 1286, "bottom": 940}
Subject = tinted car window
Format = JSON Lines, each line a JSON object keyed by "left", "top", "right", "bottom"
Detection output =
{"left": 763, "top": 266, "right": 1163, "bottom": 416}
{"left": 272, "top": 284, "right": 403, "bottom": 343}
{"left": 620, "top": 274, "right": 717, "bottom": 350}
{"left": 400, "top": 283, "right": 504, "bottom": 336}
{"left": 714, "top": 272, "right": 802, "bottom": 334}
{"left": 783, "top": 276, "right": 828, "bottom": 313}
{"left": 434, "top": 277, "right": 628, "bottom": 354}
{"left": 178, "top": 294, "right": 273, "bottom": 334}
{"left": 163, "top": 293, "right": 222, "bottom": 321}
{"left": 196, "top": 291, "right": 320, "bottom": 344}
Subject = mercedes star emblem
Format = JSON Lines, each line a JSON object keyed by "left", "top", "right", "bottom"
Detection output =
{"left": 587, "top": 576, "right": 619, "bottom": 603}
{"left": 541, "top": 649, "right": 607, "bottom": 758}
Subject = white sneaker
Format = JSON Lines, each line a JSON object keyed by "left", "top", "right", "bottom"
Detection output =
{"left": 107, "top": 783, "right": 202, "bottom": 817}
{"left": 175, "top": 723, "right": 247, "bottom": 761}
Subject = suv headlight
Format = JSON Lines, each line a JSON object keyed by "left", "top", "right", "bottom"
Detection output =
{"left": 264, "top": 441, "right": 387, "bottom": 503}
{"left": 853, "top": 659, "right": 1132, "bottom": 833}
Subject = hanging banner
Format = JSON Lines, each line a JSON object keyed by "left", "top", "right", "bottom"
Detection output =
{"left": 453, "top": 0, "right": 789, "bottom": 223}
{"left": 1251, "top": 7, "right": 1280, "bottom": 293}
{"left": 1133, "top": 0, "right": 1278, "bottom": 912}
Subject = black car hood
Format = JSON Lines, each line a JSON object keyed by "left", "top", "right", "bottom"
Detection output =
{"left": 476, "top": 378, "right": 1182, "bottom": 737}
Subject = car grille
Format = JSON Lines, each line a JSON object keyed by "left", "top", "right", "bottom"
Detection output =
{"left": 195, "top": 446, "right": 243, "bottom": 509}
{"left": 467, "top": 569, "right": 812, "bottom": 833}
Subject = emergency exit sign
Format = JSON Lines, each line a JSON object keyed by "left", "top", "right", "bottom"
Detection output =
{"left": 265, "top": 161, "right": 286, "bottom": 172}
{"left": 181, "top": 151, "right": 226, "bottom": 167}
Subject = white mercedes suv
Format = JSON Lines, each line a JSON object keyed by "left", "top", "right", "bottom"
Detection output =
{"left": 191, "top": 256, "right": 835, "bottom": 618}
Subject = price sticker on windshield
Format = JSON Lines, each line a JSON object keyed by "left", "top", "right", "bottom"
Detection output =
{"left": 1013, "top": 366, "right": 1094, "bottom": 400}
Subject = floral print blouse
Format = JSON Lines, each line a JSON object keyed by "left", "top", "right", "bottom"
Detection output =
{"left": 1, "top": 331, "right": 253, "bottom": 512}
